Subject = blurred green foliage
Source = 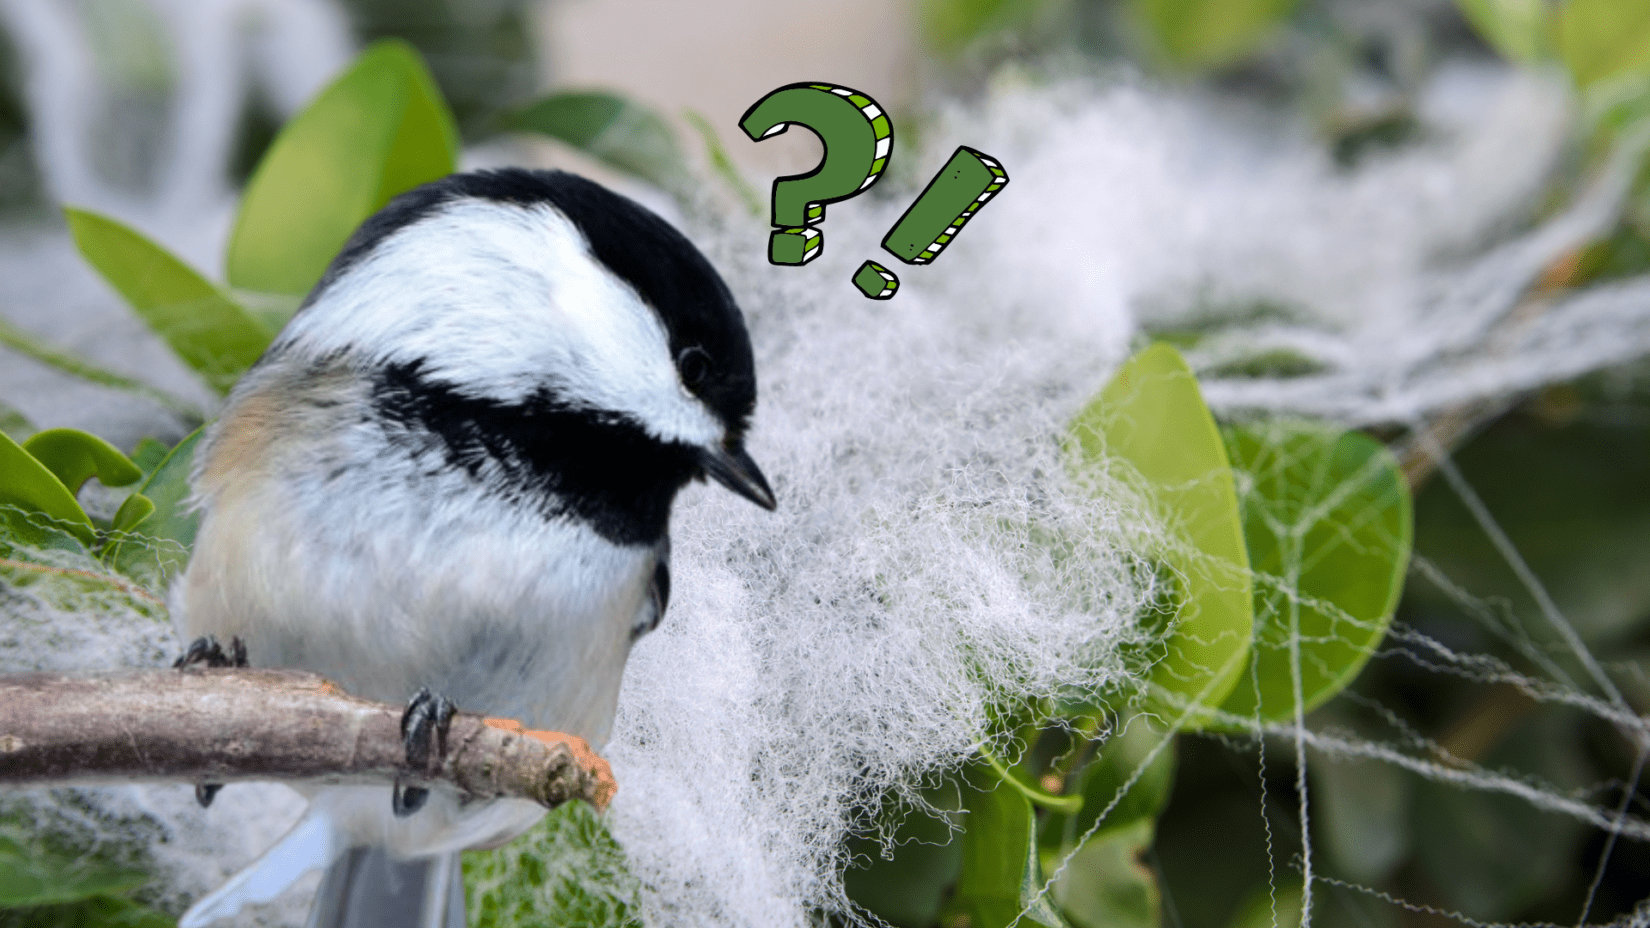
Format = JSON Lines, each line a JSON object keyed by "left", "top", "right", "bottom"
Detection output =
{"left": 508, "top": 91, "right": 693, "bottom": 199}
{"left": 0, "top": 27, "right": 43, "bottom": 215}
{"left": 0, "top": 832, "right": 147, "bottom": 908}
{"left": 1128, "top": 0, "right": 1300, "bottom": 72}
{"left": 1559, "top": 0, "right": 1650, "bottom": 89}
{"left": 465, "top": 802, "right": 642, "bottom": 928}
{"left": 339, "top": 0, "right": 539, "bottom": 139}
{"left": 0, "top": 806, "right": 169, "bottom": 927}
{"left": 4, "top": 2, "right": 1650, "bottom": 927}
{"left": 67, "top": 209, "right": 272, "bottom": 394}
{"left": 0, "top": 400, "right": 32, "bottom": 442}
{"left": 228, "top": 39, "right": 457, "bottom": 299}
{"left": 1456, "top": 0, "right": 1550, "bottom": 64}
{"left": 920, "top": 0, "right": 1057, "bottom": 58}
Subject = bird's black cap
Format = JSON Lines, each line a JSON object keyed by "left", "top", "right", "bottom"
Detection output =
{"left": 313, "top": 168, "right": 757, "bottom": 441}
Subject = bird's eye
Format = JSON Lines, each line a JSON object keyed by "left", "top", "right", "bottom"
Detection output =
{"left": 678, "top": 347, "right": 712, "bottom": 389}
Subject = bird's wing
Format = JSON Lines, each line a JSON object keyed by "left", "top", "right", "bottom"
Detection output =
{"left": 633, "top": 537, "right": 670, "bottom": 640}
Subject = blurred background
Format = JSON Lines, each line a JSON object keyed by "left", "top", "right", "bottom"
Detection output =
{"left": 2, "top": 2, "right": 1650, "bottom": 928}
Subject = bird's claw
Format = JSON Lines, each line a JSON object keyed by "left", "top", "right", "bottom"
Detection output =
{"left": 391, "top": 783, "right": 427, "bottom": 817}
{"left": 173, "top": 635, "right": 247, "bottom": 670}
{"left": 175, "top": 637, "right": 246, "bottom": 806}
{"left": 392, "top": 686, "right": 456, "bottom": 818}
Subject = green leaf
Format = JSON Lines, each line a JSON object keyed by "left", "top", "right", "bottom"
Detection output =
{"left": 1410, "top": 395, "right": 1650, "bottom": 647}
{"left": 103, "top": 427, "right": 202, "bottom": 582}
{"left": 0, "top": 400, "right": 33, "bottom": 443}
{"left": 950, "top": 764, "right": 1071, "bottom": 928}
{"left": 843, "top": 779, "right": 965, "bottom": 928}
{"left": 1309, "top": 747, "right": 1412, "bottom": 883}
{"left": 919, "top": 0, "right": 1051, "bottom": 56}
{"left": 65, "top": 208, "right": 271, "bottom": 395}
{"left": 0, "top": 833, "right": 147, "bottom": 908}
{"left": 21, "top": 428, "right": 142, "bottom": 495}
{"left": 0, "top": 894, "right": 175, "bottom": 928}
{"left": 127, "top": 438, "right": 170, "bottom": 477}
{"left": 1456, "top": 0, "right": 1553, "bottom": 64}
{"left": 1559, "top": 0, "right": 1650, "bottom": 87}
{"left": 0, "top": 309, "right": 201, "bottom": 421}
{"left": 1226, "top": 879, "right": 1303, "bottom": 928}
{"left": 1051, "top": 819, "right": 1161, "bottom": 928}
{"left": 1412, "top": 708, "right": 1590, "bottom": 920}
{"left": 682, "top": 109, "right": 762, "bottom": 216}
{"left": 1069, "top": 343, "right": 1253, "bottom": 726}
{"left": 0, "top": 430, "right": 94, "bottom": 547}
{"left": 1216, "top": 422, "right": 1411, "bottom": 723}
{"left": 983, "top": 747, "right": 1083, "bottom": 814}
{"left": 227, "top": 39, "right": 458, "bottom": 297}
{"left": 1053, "top": 717, "right": 1177, "bottom": 849}
{"left": 510, "top": 92, "right": 691, "bottom": 197}
{"left": 109, "top": 493, "right": 156, "bottom": 535}
{"left": 372, "top": 43, "right": 461, "bottom": 216}
{"left": 1130, "top": 0, "right": 1301, "bottom": 71}
{"left": 131, "top": 429, "right": 201, "bottom": 552}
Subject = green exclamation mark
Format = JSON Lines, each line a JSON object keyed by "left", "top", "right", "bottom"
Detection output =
{"left": 881, "top": 146, "right": 1009, "bottom": 265}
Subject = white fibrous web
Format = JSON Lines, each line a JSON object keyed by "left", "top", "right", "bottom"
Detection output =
{"left": 3, "top": 44, "right": 1650, "bottom": 928}
{"left": 599, "top": 64, "right": 1650, "bottom": 928}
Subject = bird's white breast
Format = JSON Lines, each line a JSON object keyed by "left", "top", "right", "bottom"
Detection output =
{"left": 175, "top": 362, "right": 651, "bottom": 746}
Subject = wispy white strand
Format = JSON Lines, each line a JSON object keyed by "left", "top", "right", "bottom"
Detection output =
{"left": 1200, "top": 130, "right": 1650, "bottom": 427}
{"left": 1424, "top": 436, "right": 1636, "bottom": 731}
{"left": 1407, "top": 555, "right": 1582, "bottom": 690}
{"left": 1287, "top": 554, "right": 1314, "bottom": 928}
{"left": 1384, "top": 624, "right": 1648, "bottom": 734}
{"left": 1280, "top": 729, "right": 1650, "bottom": 841}
{"left": 1576, "top": 744, "right": 1650, "bottom": 928}
{"left": 1254, "top": 657, "right": 1282, "bottom": 928}
{"left": 1319, "top": 874, "right": 1650, "bottom": 928}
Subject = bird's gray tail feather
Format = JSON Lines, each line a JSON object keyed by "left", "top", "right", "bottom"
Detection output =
{"left": 307, "top": 847, "right": 465, "bottom": 928}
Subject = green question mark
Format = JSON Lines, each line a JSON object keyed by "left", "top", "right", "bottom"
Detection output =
{"left": 740, "top": 82, "right": 893, "bottom": 266}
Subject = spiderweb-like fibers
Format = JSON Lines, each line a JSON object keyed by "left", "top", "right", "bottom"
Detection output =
{"left": 936, "top": 69, "right": 1650, "bottom": 928}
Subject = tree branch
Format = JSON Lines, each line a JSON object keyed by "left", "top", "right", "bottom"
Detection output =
{"left": 0, "top": 668, "right": 616, "bottom": 812}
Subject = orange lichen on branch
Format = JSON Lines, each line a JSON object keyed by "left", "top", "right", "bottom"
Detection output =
{"left": 483, "top": 717, "right": 616, "bottom": 811}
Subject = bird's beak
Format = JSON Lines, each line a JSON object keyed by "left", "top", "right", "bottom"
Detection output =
{"left": 700, "top": 443, "right": 776, "bottom": 510}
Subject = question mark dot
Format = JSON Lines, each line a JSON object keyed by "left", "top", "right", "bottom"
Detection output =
{"left": 769, "top": 227, "right": 822, "bottom": 266}
{"left": 852, "top": 261, "right": 899, "bottom": 300}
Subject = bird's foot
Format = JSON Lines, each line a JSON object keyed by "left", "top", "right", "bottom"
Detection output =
{"left": 173, "top": 635, "right": 247, "bottom": 670}
{"left": 175, "top": 636, "right": 246, "bottom": 807}
{"left": 392, "top": 686, "right": 456, "bottom": 817}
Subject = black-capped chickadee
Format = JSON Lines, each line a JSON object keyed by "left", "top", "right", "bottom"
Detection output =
{"left": 173, "top": 169, "right": 775, "bottom": 928}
